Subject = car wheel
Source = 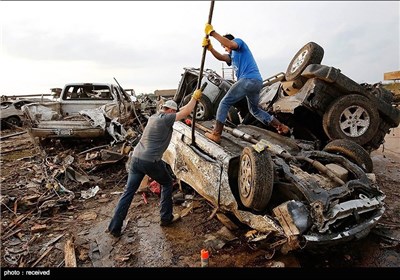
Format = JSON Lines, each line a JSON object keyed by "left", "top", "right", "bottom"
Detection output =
{"left": 5, "top": 116, "right": 22, "bottom": 127}
{"left": 323, "top": 139, "right": 373, "bottom": 173}
{"left": 322, "top": 94, "right": 380, "bottom": 146}
{"left": 238, "top": 146, "right": 274, "bottom": 212}
{"left": 183, "top": 94, "right": 212, "bottom": 120}
{"left": 285, "top": 42, "right": 324, "bottom": 81}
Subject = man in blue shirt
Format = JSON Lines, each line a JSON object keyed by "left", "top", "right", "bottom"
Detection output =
{"left": 203, "top": 24, "right": 289, "bottom": 143}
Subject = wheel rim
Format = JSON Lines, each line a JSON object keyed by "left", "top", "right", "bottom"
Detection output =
{"left": 195, "top": 103, "right": 206, "bottom": 119}
{"left": 290, "top": 50, "right": 309, "bottom": 74}
{"left": 339, "top": 105, "right": 370, "bottom": 137}
{"left": 239, "top": 154, "right": 252, "bottom": 198}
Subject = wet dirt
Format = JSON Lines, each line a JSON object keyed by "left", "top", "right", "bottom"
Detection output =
{"left": 0, "top": 127, "right": 399, "bottom": 270}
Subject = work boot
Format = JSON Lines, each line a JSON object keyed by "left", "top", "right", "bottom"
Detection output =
{"left": 205, "top": 121, "right": 224, "bottom": 144}
{"left": 270, "top": 117, "right": 290, "bottom": 135}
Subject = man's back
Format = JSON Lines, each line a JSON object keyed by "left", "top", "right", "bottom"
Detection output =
{"left": 133, "top": 113, "right": 175, "bottom": 162}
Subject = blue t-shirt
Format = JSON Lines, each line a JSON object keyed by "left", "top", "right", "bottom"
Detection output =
{"left": 229, "top": 38, "right": 262, "bottom": 81}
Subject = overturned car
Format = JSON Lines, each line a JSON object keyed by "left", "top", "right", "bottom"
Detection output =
{"left": 175, "top": 42, "right": 400, "bottom": 152}
{"left": 163, "top": 120, "right": 385, "bottom": 252}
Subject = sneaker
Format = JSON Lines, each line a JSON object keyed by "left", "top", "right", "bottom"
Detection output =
{"left": 160, "top": 213, "right": 181, "bottom": 227}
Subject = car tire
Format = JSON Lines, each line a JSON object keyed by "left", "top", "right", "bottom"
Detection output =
{"left": 323, "top": 139, "right": 373, "bottom": 173}
{"left": 322, "top": 94, "right": 380, "bottom": 146}
{"left": 238, "top": 146, "right": 274, "bottom": 212}
{"left": 285, "top": 42, "right": 324, "bottom": 81}
{"left": 5, "top": 116, "right": 22, "bottom": 127}
{"left": 183, "top": 94, "right": 212, "bottom": 120}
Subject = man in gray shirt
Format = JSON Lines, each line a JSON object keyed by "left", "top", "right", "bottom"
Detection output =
{"left": 108, "top": 90, "right": 203, "bottom": 237}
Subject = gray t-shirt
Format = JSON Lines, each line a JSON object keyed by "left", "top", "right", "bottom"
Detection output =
{"left": 132, "top": 112, "right": 176, "bottom": 162}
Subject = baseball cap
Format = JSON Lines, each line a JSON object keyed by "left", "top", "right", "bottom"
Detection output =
{"left": 163, "top": 100, "right": 178, "bottom": 111}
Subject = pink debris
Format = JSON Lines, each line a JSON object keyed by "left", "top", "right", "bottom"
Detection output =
{"left": 149, "top": 180, "right": 161, "bottom": 196}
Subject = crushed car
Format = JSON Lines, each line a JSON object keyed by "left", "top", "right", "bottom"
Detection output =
{"left": 162, "top": 119, "right": 385, "bottom": 253}
{"left": 1, "top": 99, "right": 37, "bottom": 129}
{"left": 1, "top": 99, "right": 35, "bottom": 128}
{"left": 22, "top": 82, "right": 145, "bottom": 143}
{"left": 174, "top": 42, "right": 400, "bottom": 152}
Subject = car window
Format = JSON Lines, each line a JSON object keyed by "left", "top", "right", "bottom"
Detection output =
{"left": 1, "top": 102, "right": 12, "bottom": 109}
{"left": 64, "top": 85, "right": 114, "bottom": 100}
{"left": 14, "top": 100, "right": 33, "bottom": 110}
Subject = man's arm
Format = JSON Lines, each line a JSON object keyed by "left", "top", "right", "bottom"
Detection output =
{"left": 211, "top": 31, "right": 238, "bottom": 50}
{"left": 175, "top": 97, "right": 197, "bottom": 121}
{"left": 204, "top": 25, "right": 238, "bottom": 65}
{"left": 209, "top": 46, "right": 231, "bottom": 63}
{"left": 203, "top": 34, "right": 231, "bottom": 64}
{"left": 175, "top": 89, "right": 202, "bottom": 121}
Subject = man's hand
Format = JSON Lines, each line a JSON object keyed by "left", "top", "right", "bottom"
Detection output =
{"left": 204, "top": 23, "right": 214, "bottom": 36}
{"left": 202, "top": 37, "right": 212, "bottom": 50}
{"left": 192, "top": 89, "right": 202, "bottom": 101}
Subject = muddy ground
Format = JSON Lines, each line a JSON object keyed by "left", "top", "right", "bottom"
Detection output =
{"left": 0, "top": 126, "right": 399, "bottom": 272}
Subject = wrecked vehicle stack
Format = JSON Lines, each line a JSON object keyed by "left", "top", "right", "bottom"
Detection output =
{"left": 162, "top": 120, "right": 386, "bottom": 253}
{"left": 159, "top": 41, "right": 395, "bottom": 252}
{"left": 175, "top": 42, "right": 400, "bottom": 152}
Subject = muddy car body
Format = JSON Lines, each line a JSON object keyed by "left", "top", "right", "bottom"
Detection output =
{"left": 260, "top": 42, "right": 400, "bottom": 152}
{"left": 175, "top": 42, "right": 400, "bottom": 152}
{"left": 259, "top": 63, "right": 400, "bottom": 152}
{"left": 163, "top": 120, "right": 385, "bottom": 252}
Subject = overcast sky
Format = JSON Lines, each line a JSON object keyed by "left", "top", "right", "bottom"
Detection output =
{"left": 1, "top": 1, "right": 399, "bottom": 95}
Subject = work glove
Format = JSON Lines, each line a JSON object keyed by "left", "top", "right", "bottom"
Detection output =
{"left": 202, "top": 37, "right": 213, "bottom": 51}
{"left": 192, "top": 89, "right": 202, "bottom": 101}
{"left": 204, "top": 23, "right": 214, "bottom": 36}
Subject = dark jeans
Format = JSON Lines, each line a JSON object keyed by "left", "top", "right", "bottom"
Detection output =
{"left": 108, "top": 157, "right": 174, "bottom": 233}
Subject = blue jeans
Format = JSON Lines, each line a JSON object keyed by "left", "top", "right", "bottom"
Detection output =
{"left": 216, "top": 78, "right": 273, "bottom": 125}
{"left": 108, "top": 157, "right": 174, "bottom": 233}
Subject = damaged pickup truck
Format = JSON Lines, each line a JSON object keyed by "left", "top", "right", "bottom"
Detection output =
{"left": 163, "top": 120, "right": 386, "bottom": 253}
{"left": 22, "top": 82, "right": 138, "bottom": 142}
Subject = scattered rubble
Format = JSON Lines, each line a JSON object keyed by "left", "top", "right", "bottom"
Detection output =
{"left": 0, "top": 114, "right": 399, "bottom": 268}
